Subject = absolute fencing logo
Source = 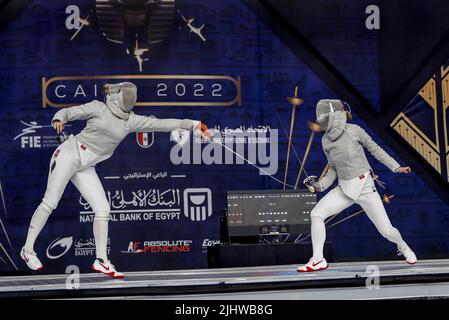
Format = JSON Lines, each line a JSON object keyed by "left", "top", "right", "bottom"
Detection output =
{"left": 183, "top": 188, "right": 212, "bottom": 222}
{"left": 122, "top": 240, "right": 192, "bottom": 254}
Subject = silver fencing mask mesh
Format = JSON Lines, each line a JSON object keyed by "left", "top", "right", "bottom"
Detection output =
{"left": 119, "top": 82, "right": 137, "bottom": 113}
{"left": 104, "top": 82, "right": 137, "bottom": 119}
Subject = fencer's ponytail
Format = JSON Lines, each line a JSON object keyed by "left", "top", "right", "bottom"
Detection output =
{"left": 340, "top": 100, "right": 353, "bottom": 121}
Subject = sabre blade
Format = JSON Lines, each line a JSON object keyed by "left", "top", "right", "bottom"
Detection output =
{"left": 196, "top": 130, "right": 296, "bottom": 188}
{"left": 275, "top": 111, "right": 308, "bottom": 178}
{"left": 294, "top": 131, "right": 316, "bottom": 189}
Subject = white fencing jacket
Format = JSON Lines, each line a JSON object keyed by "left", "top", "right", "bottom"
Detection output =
{"left": 319, "top": 112, "right": 400, "bottom": 200}
{"left": 52, "top": 100, "right": 197, "bottom": 157}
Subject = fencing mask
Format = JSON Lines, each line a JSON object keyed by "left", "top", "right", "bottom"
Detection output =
{"left": 103, "top": 82, "right": 137, "bottom": 120}
{"left": 316, "top": 99, "right": 351, "bottom": 141}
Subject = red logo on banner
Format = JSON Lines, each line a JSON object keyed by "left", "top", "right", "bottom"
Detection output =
{"left": 122, "top": 240, "right": 192, "bottom": 254}
{"left": 136, "top": 132, "right": 154, "bottom": 148}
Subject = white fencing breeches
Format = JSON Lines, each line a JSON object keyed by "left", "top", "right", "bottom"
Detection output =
{"left": 24, "top": 136, "right": 110, "bottom": 261}
{"left": 310, "top": 175, "right": 405, "bottom": 260}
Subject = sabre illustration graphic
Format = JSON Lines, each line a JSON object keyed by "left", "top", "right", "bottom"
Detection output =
{"left": 126, "top": 39, "right": 149, "bottom": 72}
{"left": 177, "top": 10, "right": 206, "bottom": 42}
{"left": 70, "top": 14, "right": 90, "bottom": 41}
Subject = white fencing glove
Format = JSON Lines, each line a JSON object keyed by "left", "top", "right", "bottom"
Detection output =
{"left": 303, "top": 175, "right": 322, "bottom": 193}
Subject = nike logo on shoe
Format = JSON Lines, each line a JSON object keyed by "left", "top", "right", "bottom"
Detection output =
{"left": 99, "top": 262, "right": 109, "bottom": 271}
{"left": 312, "top": 260, "right": 323, "bottom": 267}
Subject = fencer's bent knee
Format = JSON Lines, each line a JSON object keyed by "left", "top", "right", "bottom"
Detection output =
{"left": 310, "top": 207, "right": 325, "bottom": 221}
{"left": 39, "top": 201, "right": 54, "bottom": 215}
{"left": 310, "top": 210, "right": 324, "bottom": 221}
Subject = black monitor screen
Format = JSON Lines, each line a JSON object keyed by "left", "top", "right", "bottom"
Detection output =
{"left": 226, "top": 189, "right": 316, "bottom": 236}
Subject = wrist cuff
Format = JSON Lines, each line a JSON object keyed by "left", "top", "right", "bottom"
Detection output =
{"left": 181, "top": 119, "right": 195, "bottom": 130}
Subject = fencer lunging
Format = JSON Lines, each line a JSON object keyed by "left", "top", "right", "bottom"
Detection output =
{"left": 297, "top": 99, "right": 417, "bottom": 272}
{"left": 21, "top": 82, "right": 209, "bottom": 278}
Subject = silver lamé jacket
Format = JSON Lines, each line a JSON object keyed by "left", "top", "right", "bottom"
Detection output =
{"left": 318, "top": 111, "right": 400, "bottom": 194}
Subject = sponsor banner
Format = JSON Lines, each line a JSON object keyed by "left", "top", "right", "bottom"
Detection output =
{"left": 78, "top": 187, "right": 213, "bottom": 223}
{"left": 3, "top": 0, "right": 430, "bottom": 275}
{"left": 201, "top": 238, "right": 220, "bottom": 253}
{"left": 41, "top": 75, "right": 241, "bottom": 108}
{"left": 46, "top": 236, "right": 110, "bottom": 259}
{"left": 122, "top": 240, "right": 193, "bottom": 254}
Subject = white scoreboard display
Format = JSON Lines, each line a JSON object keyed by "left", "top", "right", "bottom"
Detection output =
{"left": 226, "top": 190, "right": 317, "bottom": 237}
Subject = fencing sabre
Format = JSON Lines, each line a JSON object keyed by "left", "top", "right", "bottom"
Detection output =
{"left": 293, "top": 121, "right": 322, "bottom": 189}
{"left": 283, "top": 86, "right": 304, "bottom": 189}
{"left": 196, "top": 130, "right": 298, "bottom": 188}
{"left": 294, "top": 194, "right": 396, "bottom": 243}
{"left": 265, "top": 91, "right": 310, "bottom": 186}
{"left": 275, "top": 112, "right": 309, "bottom": 179}
{"left": 294, "top": 209, "right": 364, "bottom": 243}
{"left": 370, "top": 171, "right": 395, "bottom": 204}
{"left": 318, "top": 163, "right": 330, "bottom": 181}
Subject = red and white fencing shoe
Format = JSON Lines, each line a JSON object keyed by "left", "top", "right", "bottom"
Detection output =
{"left": 398, "top": 244, "right": 417, "bottom": 265}
{"left": 20, "top": 247, "right": 43, "bottom": 271}
{"left": 297, "top": 258, "right": 329, "bottom": 273}
{"left": 92, "top": 258, "right": 124, "bottom": 279}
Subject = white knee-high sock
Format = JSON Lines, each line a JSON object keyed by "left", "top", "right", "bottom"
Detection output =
{"left": 311, "top": 216, "right": 326, "bottom": 260}
{"left": 93, "top": 212, "right": 109, "bottom": 261}
{"left": 24, "top": 202, "right": 53, "bottom": 252}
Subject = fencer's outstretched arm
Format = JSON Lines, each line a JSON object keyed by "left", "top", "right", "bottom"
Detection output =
{"left": 52, "top": 101, "right": 100, "bottom": 123}
{"left": 126, "top": 113, "right": 199, "bottom": 132}
{"left": 355, "top": 125, "right": 400, "bottom": 172}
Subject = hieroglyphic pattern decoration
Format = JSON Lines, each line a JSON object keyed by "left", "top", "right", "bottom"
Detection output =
{"left": 442, "top": 66, "right": 449, "bottom": 181}
{"left": 391, "top": 64, "right": 449, "bottom": 182}
{"left": 391, "top": 113, "right": 441, "bottom": 173}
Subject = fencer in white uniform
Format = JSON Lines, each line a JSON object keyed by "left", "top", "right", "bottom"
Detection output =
{"left": 20, "top": 82, "right": 209, "bottom": 278}
{"left": 297, "top": 99, "right": 417, "bottom": 272}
